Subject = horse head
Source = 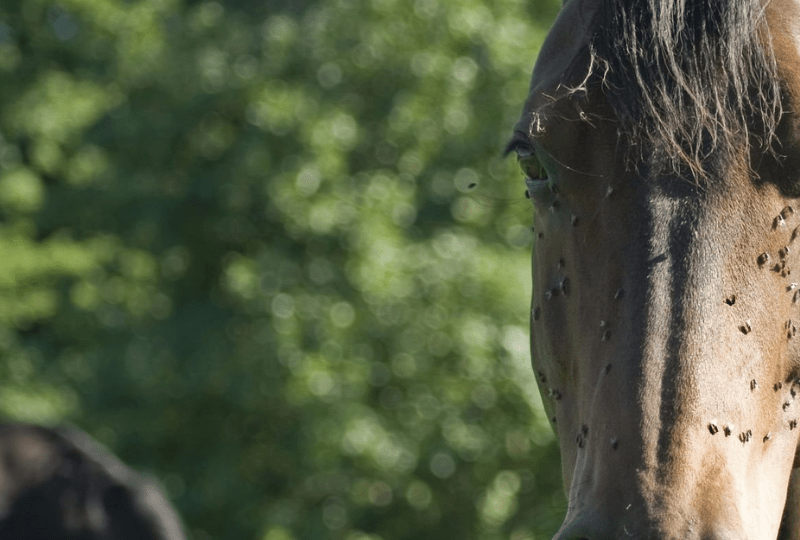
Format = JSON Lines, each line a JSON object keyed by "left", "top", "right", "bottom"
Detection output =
{"left": 510, "top": 1, "right": 800, "bottom": 538}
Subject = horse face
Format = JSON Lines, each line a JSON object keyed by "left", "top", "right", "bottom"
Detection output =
{"left": 511, "top": 1, "right": 800, "bottom": 539}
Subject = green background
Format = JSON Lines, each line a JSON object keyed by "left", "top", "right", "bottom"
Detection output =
{"left": 1, "top": 0, "right": 564, "bottom": 538}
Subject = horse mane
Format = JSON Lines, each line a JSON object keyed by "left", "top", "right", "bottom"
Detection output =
{"left": 584, "top": 0, "right": 782, "bottom": 180}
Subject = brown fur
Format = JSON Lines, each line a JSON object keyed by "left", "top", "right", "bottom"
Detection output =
{"left": 509, "top": 0, "right": 800, "bottom": 538}
{"left": 0, "top": 423, "right": 186, "bottom": 540}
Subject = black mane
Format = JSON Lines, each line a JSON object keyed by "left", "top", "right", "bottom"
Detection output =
{"left": 587, "top": 0, "right": 782, "bottom": 179}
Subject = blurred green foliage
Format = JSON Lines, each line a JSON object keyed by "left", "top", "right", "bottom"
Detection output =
{"left": 1, "top": 0, "right": 565, "bottom": 538}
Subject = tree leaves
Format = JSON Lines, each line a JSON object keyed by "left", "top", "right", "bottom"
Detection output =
{"left": 1, "top": 0, "right": 564, "bottom": 538}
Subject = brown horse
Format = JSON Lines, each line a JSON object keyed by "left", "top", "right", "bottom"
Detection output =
{"left": 0, "top": 423, "right": 186, "bottom": 540}
{"left": 508, "top": 0, "right": 800, "bottom": 538}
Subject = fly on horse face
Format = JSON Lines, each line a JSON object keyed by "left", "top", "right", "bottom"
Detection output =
{"left": 508, "top": 0, "right": 800, "bottom": 538}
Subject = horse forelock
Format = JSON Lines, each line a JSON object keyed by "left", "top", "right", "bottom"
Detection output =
{"left": 578, "top": 0, "right": 782, "bottom": 181}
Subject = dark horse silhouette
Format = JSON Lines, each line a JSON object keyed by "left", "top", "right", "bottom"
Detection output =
{"left": 508, "top": 0, "right": 800, "bottom": 538}
{"left": 0, "top": 423, "right": 186, "bottom": 539}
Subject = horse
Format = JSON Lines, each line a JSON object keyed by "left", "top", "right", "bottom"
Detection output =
{"left": 0, "top": 423, "right": 186, "bottom": 540}
{"left": 507, "top": 0, "right": 800, "bottom": 538}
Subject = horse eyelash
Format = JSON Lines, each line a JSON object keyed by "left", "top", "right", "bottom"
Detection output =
{"left": 503, "top": 136, "right": 534, "bottom": 158}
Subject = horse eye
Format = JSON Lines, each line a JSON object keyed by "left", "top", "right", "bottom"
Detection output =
{"left": 518, "top": 154, "right": 548, "bottom": 181}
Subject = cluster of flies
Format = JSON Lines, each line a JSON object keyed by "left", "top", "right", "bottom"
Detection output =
{"left": 559, "top": 205, "right": 800, "bottom": 452}
{"left": 537, "top": 265, "right": 623, "bottom": 448}
{"left": 534, "top": 186, "right": 627, "bottom": 450}
{"left": 706, "top": 375, "right": 800, "bottom": 444}
{"left": 539, "top": 203, "right": 800, "bottom": 452}
{"left": 720, "top": 206, "right": 800, "bottom": 445}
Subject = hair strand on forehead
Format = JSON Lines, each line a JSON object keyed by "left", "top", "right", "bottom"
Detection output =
{"left": 579, "top": 0, "right": 782, "bottom": 181}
